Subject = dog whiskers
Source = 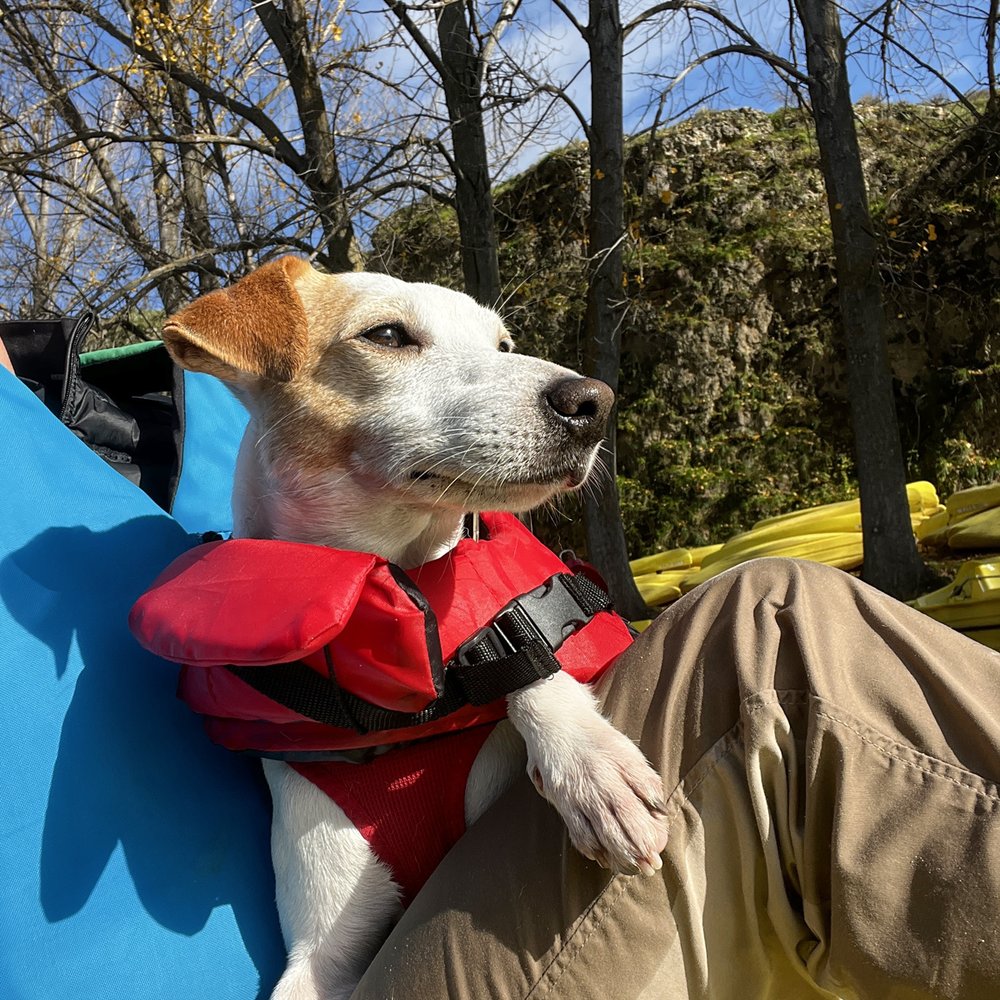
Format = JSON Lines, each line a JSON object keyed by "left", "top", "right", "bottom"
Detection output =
{"left": 254, "top": 400, "right": 311, "bottom": 450}
{"left": 389, "top": 443, "right": 475, "bottom": 482}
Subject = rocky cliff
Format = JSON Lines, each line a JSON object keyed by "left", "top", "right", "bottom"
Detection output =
{"left": 372, "top": 102, "right": 1000, "bottom": 557}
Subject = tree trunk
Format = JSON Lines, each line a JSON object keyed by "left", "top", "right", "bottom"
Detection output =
{"left": 166, "top": 78, "right": 219, "bottom": 295}
{"left": 147, "top": 133, "right": 188, "bottom": 313}
{"left": 142, "top": 72, "right": 188, "bottom": 312}
{"left": 795, "top": 0, "right": 926, "bottom": 598}
{"left": 255, "top": 0, "right": 357, "bottom": 272}
{"left": 583, "top": 0, "right": 648, "bottom": 619}
{"left": 435, "top": 1, "right": 502, "bottom": 307}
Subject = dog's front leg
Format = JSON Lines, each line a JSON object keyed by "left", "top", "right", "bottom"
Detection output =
{"left": 506, "top": 672, "right": 669, "bottom": 875}
{"left": 263, "top": 761, "right": 403, "bottom": 1000}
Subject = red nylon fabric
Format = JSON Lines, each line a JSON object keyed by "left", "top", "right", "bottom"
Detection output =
{"left": 129, "top": 539, "right": 378, "bottom": 667}
{"left": 292, "top": 725, "right": 496, "bottom": 907}
{"left": 132, "top": 514, "right": 633, "bottom": 906}
{"left": 130, "top": 512, "right": 633, "bottom": 752}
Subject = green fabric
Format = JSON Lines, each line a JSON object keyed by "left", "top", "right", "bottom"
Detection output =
{"left": 80, "top": 339, "right": 163, "bottom": 366}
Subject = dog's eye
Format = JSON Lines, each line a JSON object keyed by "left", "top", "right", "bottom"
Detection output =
{"left": 498, "top": 339, "right": 514, "bottom": 353}
{"left": 360, "top": 325, "right": 414, "bottom": 350}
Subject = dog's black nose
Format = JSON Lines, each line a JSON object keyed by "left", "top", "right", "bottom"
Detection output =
{"left": 544, "top": 377, "right": 614, "bottom": 438}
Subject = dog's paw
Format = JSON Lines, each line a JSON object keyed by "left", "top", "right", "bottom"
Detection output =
{"left": 526, "top": 711, "right": 669, "bottom": 876}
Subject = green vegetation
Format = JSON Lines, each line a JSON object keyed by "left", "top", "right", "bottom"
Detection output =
{"left": 373, "top": 102, "right": 1000, "bottom": 556}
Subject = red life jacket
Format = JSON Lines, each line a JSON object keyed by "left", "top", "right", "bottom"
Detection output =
{"left": 130, "top": 511, "right": 633, "bottom": 902}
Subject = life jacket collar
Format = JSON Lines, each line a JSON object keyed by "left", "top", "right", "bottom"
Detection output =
{"left": 130, "top": 511, "right": 634, "bottom": 755}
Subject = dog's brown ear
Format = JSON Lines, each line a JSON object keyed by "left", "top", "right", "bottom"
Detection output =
{"left": 162, "top": 255, "right": 313, "bottom": 382}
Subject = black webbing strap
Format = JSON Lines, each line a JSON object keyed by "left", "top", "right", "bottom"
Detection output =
{"left": 226, "top": 571, "right": 613, "bottom": 736}
{"left": 228, "top": 648, "right": 468, "bottom": 736}
{"left": 450, "top": 638, "right": 562, "bottom": 707}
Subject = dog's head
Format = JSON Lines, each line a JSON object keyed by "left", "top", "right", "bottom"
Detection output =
{"left": 163, "top": 256, "right": 612, "bottom": 557}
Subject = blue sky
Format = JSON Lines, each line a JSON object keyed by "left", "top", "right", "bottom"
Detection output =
{"left": 472, "top": 0, "right": 992, "bottom": 177}
{"left": 0, "top": 0, "right": 991, "bottom": 316}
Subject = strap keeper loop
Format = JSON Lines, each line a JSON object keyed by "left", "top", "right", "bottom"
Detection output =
{"left": 451, "top": 640, "right": 561, "bottom": 705}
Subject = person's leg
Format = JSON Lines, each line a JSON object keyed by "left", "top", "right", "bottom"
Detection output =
{"left": 353, "top": 558, "right": 1000, "bottom": 1000}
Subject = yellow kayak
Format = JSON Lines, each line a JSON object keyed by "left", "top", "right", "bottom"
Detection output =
{"left": 919, "top": 483, "right": 1000, "bottom": 547}
{"left": 910, "top": 558, "right": 1000, "bottom": 651}
{"left": 628, "top": 482, "right": 1000, "bottom": 651}
{"left": 629, "top": 547, "right": 692, "bottom": 575}
{"left": 629, "top": 543, "right": 723, "bottom": 576}
{"left": 633, "top": 570, "right": 686, "bottom": 607}
{"left": 631, "top": 482, "right": 942, "bottom": 607}
{"left": 630, "top": 544, "right": 724, "bottom": 608}
{"left": 945, "top": 483, "right": 1000, "bottom": 521}
{"left": 750, "top": 481, "right": 939, "bottom": 530}
{"left": 915, "top": 508, "right": 950, "bottom": 541}
{"left": 681, "top": 532, "right": 865, "bottom": 592}
{"left": 940, "top": 507, "right": 1000, "bottom": 549}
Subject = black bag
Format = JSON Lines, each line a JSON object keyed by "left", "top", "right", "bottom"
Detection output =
{"left": 1, "top": 316, "right": 184, "bottom": 512}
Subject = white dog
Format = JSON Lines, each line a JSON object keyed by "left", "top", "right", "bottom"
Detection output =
{"left": 160, "top": 256, "right": 669, "bottom": 1000}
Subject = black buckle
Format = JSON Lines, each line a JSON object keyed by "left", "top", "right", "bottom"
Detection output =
{"left": 454, "top": 574, "right": 592, "bottom": 666}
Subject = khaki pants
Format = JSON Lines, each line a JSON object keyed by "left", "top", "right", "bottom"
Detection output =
{"left": 354, "top": 559, "right": 1000, "bottom": 999}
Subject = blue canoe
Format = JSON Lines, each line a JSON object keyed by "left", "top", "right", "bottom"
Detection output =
{"left": 0, "top": 361, "right": 287, "bottom": 999}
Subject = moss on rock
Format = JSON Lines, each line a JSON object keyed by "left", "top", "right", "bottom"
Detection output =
{"left": 371, "top": 102, "right": 999, "bottom": 557}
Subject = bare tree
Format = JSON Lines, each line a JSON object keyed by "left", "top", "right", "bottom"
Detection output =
{"left": 384, "top": 0, "right": 524, "bottom": 306}
{"left": 0, "top": 1, "right": 444, "bottom": 321}
{"left": 254, "top": 0, "right": 359, "bottom": 271}
{"left": 533, "top": 0, "right": 645, "bottom": 617}
{"left": 989, "top": 0, "right": 1000, "bottom": 108}
{"left": 613, "top": 0, "right": 962, "bottom": 597}
{"left": 0, "top": 46, "right": 102, "bottom": 317}
{"left": 580, "top": 0, "right": 649, "bottom": 617}
{"left": 792, "top": 0, "right": 927, "bottom": 597}
{"left": 528, "top": 0, "right": 809, "bottom": 612}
